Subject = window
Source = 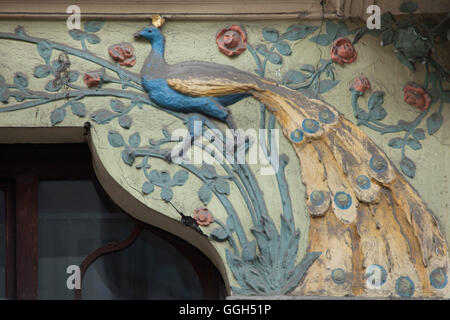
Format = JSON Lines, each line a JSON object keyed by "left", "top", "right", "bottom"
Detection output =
{"left": 0, "top": 144, "right": 225, "bottom": 299}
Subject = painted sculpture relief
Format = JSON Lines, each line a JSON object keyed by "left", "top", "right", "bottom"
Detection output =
{"left": 0, "top": 3, "right": 449, "bottom": 299}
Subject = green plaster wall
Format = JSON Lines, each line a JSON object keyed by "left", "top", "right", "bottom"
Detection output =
{"left": 0, "top": 18, "right": 448, "bottom": 296}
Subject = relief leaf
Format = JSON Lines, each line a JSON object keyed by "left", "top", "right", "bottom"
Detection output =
{"left": 85, "top": 33, "right": 101, "bottom": 45}
{"left": 84, "top": 20, "right": 105, "bottom": 33}
{"left": 275, "top": 41, "right": 292, "bottom": 56}
{"left": 33, "top": 65, "right": 51, "bottom": 78}
{"left": 14, "top": 72, "right": 28, "bottom": 89}
{"left": 262, "top": 27, "right": 279, "bottom": 43}
{"left": 70, "top": 102, "right": 86, "bottom": 117}
{"left": 388, "top": 137, "right": 405, "bottom": 149}
{"left": 412, "top": 128, "right": 425, "bottom": 140}
{"left": 118, "top": 114, "right": 132, "bottom": 129}
{"left": 267, "top": 52, "right": 282, "bottom": 65}
{"left": 210, "top": 227, "right": 229, "bottom": 242}
{"left": 90, "top": 109, "right": 117, "bottom": 124}
{"left": 172, "top": 170, "right": 189, "bottom": 186}
{"left": 282, "top": 24, "right": 318, "bottom": 41}
{"left": 50, "top": 107, "right": 66, "bottom": 126}
{"left": 37, "top": 41, "right": 52, "bottom": 63}
{"left": 406, "top": 138, "right": 422, "bottom": 150}
{"left": 110, "top": 99, "right": 126, "bottom": 113}
{"left": 426, "top": 112, "right": 443, "bottom": 135}
{"left": 128, "top": 132, "right": 141, "bottom": 147}
{"left": 142, "top": 181, "right": 154, "bottom": 195}
{"left": 282, "top": 70, "right": 309, "bottom": 84}
{"left": 400, "top": 156, "right": 416, "bottom": 178}
{"left": 108, "top": 130, "right": 125, "bottom": 147}
{"left": 69, "top": 29, "right": 85, "bottom": 41}
{"left": 160, "top": 187, "right": 173, "bottom": 202}
{"left": 198, "top": 184, "right": 212, "bottom": 205}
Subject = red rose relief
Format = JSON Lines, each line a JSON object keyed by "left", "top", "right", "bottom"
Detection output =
{"left": 216, "top": 25, "right": 247, "bottom": 57}
{"left": 108, "top": 42, "right": 136, "bottom": 67}
{"left": 352, "top": 76, "right": 370, "bottom": 93}
{"left": 403, "top": 83, "right": 431, "bottom": 111}
{"left": 331, "top": 37, "right": 357, "bottom": 65}
{"left": 193, "top": 207, "right": 214, "bottom": 226}
{"left": 83, "top": 68, "right": 104, "bottom": 88}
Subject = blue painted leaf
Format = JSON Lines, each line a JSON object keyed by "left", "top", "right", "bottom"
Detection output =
{"left": 282, "top": 70, "right": 309, "bottom": 84}
{"left": 14, "top": 72, "right": 28, "bottom": 88}
{"left": 368, "top": 91, "right": 384, "bottom": 111}
{"left": 300, "top": 64, "right": 315, "bottom": 73}
{"left": 37, "top": 41, "right": 52, "bottom": 63}
{"left": 70, "top": 102, "right": 86, "bottom": 117}
{"left": 142, "top": 181, "right": 154, "bottom": 195}
{"left": 50, "top": 108, "right": 66, "bottom": 126}
{"left": 118, "top": 115, "right": 132, "bottom": 129}
{"left": 426, "top": 112, "right": 443, "bottom": 135}
{"left": 90, "top": 109, "right": 117, "bottom": 124}
{"left": 412, "top": 128, "right": 425, "bottom": 140}
{"left": 69, "top": 29, "right": 85, "bottom": 41}
{"left": 198, "top": 184, "right": 212, "bottom": 205}
{"left": 406, "top": 138, "right": 422, "bottom": 150}
{"left": 110, "top": 99, "right": 126, "bottom": 113}
{"left": 283, "top": 252, "right": 321, "bottom": 294}
{"left": 369, "top": 106, "right": 387, "bottom": 121}
{"left": 267, "top": 52, "right": 282, "bottom": 65}
{"left": 108, "top": 130, "right": 125, "bottom": 147}
{"left": 262, "top": 27, "right": 279, "bottom": 43}
{"left": 159, "top": 171, "right": 171, "bottom": 186}
{"left": 33, "top": 65, "right": 51, "bottom": 78}
{"left": 400, "top": 1, "right": 418, "bottom": 13}
{"left": 45, "top": 79, "right": 63, "bottom": 92}
{"left": 84, "top": 20, "right": 105, "bottom": 33}
{"left": 160, "top": 187, "right": 173, "bottom": 202}
{"left": 388, "top": 137, "right": 405, "bottom": 149}
{"left": 309, "top": 34, "right": 334, "bottom": 46}
{"left": 241, "top": 240, "right": 257, "bottom": 261}
{"left": 85, "top": 33, "right": 101, "bottom": 45}
{"left": 282, "top": 24, "right": 318, "bottom": 41}
{"left": 201, "top": 163, "right": 217, "bottom": 179}
{"left": 395, "top": 51, "right": 415, "bottom": 72}
{"left": 254, "top": 44, "right": 269, "bottom": 57}
{"left": 172, "top": 170, "right": 189, "bottom": 186}
{"left": 336, "top": 21, "right": 350, "bottom": 37}
{"left": 149, "top": 170, "right": 160, "bottom": 184}
{"left": 121, "top": 148, "right": 135, "bottom": 166}
{"left": 325, "top": 21, "right": 339, "bottom": 39}
{"left": 214, "top": 179, "right": 230, "bottom": 195}
{"left": 355, "top": 110, "right": 370, "bottom": 121}
{"left": 128, "top": 132, "right": 140, "bottom": 148}
{"left": 317, "top": 79, "right": 340, "bottom": 94}
{"left": 381, "top": 29, "right": 396, "bottom": 46}
{"left": 275, "top": 41, "right": 292, "bottom": 56}
{"left": 400, "top": 156, "right": 416, "bottom": 178}
{"left": 68, "top": 71, "right": 79, "bottom": 82}
{"left": 210, "top": 227, "right": 229, "bottom": 242}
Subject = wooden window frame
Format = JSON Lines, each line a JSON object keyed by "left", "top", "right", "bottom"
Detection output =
{"left": 0, "top": 143, "right": 225, "bottom": 300}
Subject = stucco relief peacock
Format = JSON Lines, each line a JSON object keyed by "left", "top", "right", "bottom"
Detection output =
{"left": 0, "top": 9, "right": 449, "bottom": 298}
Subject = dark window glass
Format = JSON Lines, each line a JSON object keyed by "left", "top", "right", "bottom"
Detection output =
{"left": 38, "top": 180, "right": 204, "bottom": 299}
{"left": 0, "top": 190, "right": 5, "bottom": 299}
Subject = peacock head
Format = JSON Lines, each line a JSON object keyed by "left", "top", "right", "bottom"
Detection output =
{"left": 134, "top": 26, "right": 162, "bottom": 42}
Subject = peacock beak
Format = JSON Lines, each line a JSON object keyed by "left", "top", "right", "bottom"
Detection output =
{"left": 134, "top": 31, "right": 143, "bottom": 39}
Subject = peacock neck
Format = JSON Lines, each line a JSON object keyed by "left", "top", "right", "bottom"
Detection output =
{"left": 141, "top": 37, "right": 166, "bottom": 78}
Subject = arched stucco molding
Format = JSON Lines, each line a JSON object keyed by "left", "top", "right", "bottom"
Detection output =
{"left": 0, "top": 126, "right": 231, "bottom": 296}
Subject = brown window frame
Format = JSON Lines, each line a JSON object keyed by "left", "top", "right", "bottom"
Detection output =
{"left": 0, "top": 143, "right": 225, "bottom": 300}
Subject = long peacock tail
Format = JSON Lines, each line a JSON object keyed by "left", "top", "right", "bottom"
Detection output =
{"left": 167, "top": 71, "right": 449, "bottom": 297}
